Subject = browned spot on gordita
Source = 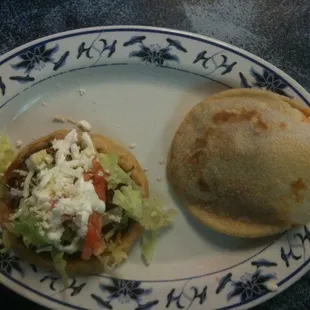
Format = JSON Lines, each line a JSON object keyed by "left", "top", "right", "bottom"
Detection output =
{"left": 255, "top": 118, "right": 268, "bottom": 130}
{"left": 291, "top": 178, "right": 307, "bottom": 202}
{"left": 212, "top": 108, "right": 268, "bottom": 131}
{"left": 212, "top": 108, "right": 258, "bottom": 124}
{"left": 298, "top": 108, "right": 310, "bottom": 118}
{"left": 198, "top": 177, "right": 210, "bottom": 192}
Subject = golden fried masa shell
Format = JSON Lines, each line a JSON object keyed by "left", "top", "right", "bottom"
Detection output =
{"left": 167, "top": 88, "right": 310, "bottom": 238}
{"left": 1, "top": 130, "right": 148, "bottom": 275}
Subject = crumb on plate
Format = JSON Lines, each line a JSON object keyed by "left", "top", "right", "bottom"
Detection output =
{"left": 79, "top": 89, "right": 86, "bottom": 96}
{"left": 15, "top": 140, "right": 23, "bottom": 148}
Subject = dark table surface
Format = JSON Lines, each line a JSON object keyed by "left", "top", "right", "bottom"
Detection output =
{"left": 0, "top": 0, "right": 309, "bottom": 309}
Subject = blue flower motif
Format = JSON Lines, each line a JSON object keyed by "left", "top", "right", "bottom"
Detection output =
{"left": 101, "top": 279, "right": 151, "bottom": 304}
{"left": 11, "top": 44, "right": 59, "bottom": 74}
{"left": 0, "top": 232, "right": 23, "bottom": 276}
{"left": 251, "top": 68, "right": 288, "bottom": 95}
{"left": 239, "top": 68, "right": 290, "bottom": 97}
{"left": 91, "top": 278, "right": 158, "bottom": 309}
{"left": 0, "top": 252, "right": 23, "bottom": 275}
{"left": 227, "top": 269, "right": 276, "bottom": 302}
{"left": 124, "top": 36, "right": 187, "bottom": 66}
{"left": 130, "top": 44, "right": 178, "bottom": 66}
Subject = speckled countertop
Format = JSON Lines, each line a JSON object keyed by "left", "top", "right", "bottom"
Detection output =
{"left": 0, "top": 0, "right": 309, "bottom": 309}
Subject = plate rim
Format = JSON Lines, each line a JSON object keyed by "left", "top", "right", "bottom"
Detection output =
{"left": 1, "top": 25, "right": 310, "bottom": 310}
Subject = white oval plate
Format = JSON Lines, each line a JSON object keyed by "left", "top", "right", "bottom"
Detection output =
{"left": 0, "top": 26, "right": 310, "bottom": 310}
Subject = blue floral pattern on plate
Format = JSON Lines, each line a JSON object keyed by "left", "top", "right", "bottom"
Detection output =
{"left": 216, "top": 263, "right": 277, "bottom": 303}
{"left": 193, "top": 50, "right": 237, "bottom": 75}
{"left": 77, "top": 35, "right": 117, "bottom": 63}
{"left": 123, "top": 36, "right": 187, "bottom": 66}
{"left": 0, "top": 252, "right": 23, "bottom": 276}
{"left": 91, "top": 278, "right": 159, "bottom": 309}
{"left": 0, "top": 27, "right": 310, "bottom": 310}
{"left": 0, "top": 230, "right": 87, "bottom": 297}
{"left": 0, "top": 77, "right": 6, "bottom": 96}
{"left": 166, "top": 281, "right": 207, "bottom": 309}
{"left": 239, "top": 68, "right": 290, "bottom": 97}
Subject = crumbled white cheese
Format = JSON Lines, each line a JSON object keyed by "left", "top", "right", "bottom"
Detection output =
{"left": 13, "top": 169, "right": 28, "bottom": 176}
{"left": 82, "top": 132, "right": 96, "bottom": 157}
{"left": 129, "top": 143, "right": 136, "bottom": 149}
{"left": 53, "top": 115, "right": 77, "bottom": 125}
{"left": 52, "top": 115, "right": 92, "bottom": 134}
{"left": 16, "top": 129, "right": 106, "bottom": 253}
{"left": 79, "top": 89, "right": 86, "bottom": 96}
{"left": 15, "top": 140, "right": 23, "bottom": 148}
{"left": 77, "top": 120, "right": 92, "bottom": 132}
{"left": 23, "top": 170, "right": 35, "bottom": 198}
{"left": 107, "top": 214, "right": 122, "bottom": 223}
{"left": 53, "top": 115, "right": 67, "bottom": 123}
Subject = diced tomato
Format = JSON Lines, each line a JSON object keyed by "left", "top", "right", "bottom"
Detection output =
{"left": 92, "top": 157, "right": 103, "bottom": 173}
{"left": 93, "top": 174, "right": 107, "bottom": 201}
{"left": 83, "top": 157, "right": 107, "bottom": 202}
{"left": 81, "top": 158, "right": 107, "bottom": 260}
{"left": 81, "top": 212, "right": 104, "bottom": 261}
{"left": 86, "top": 213, "right": 101, "bottom": 244}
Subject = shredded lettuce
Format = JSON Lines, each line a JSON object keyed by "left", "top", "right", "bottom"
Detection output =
{"left": 29, "top": 149, "right": 53, "bottom": 170}
{"left": 113, "top": 186, "right": 176, "bottom": 264}
{"left": 12, "top": 211, "right": 52, "bottom": 248}
{"left": 140, "top": 231, "right": 156, "bottom": 265}
{"left": 113, "top": 186, "right": 176, "bottom": 231}
{"left": 98, "top": 153, "right": 136, "bottom": 189}
{"left": 9, "top": 199, "right": 52, "bottom": 249}
{"left": 51, "top": 249, "right": 69, "bottom": 288}
{"left": 101, "top": 240, "right": 128, "bottom": 269}
{"left": 0, "top": 135, "right": 15, "bottom": 174}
